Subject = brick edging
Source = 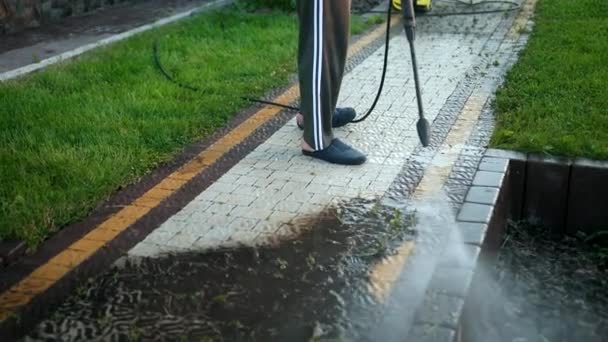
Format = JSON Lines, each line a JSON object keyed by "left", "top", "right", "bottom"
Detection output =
{"left": 404, "top": 148, "right": 520, "bottom": 341}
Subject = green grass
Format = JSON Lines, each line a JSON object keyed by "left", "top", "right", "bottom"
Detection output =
{"left": 0, "top": 8, "right": 300, "bottom": 247}
{"left": 351, "top": 14, "right": 386, "bottom": 35}
{"left": 0, "top": 7, "right": 381, "bottom": 248}
{"left": 491, "top": 0, "right": 608, "bottom": 159}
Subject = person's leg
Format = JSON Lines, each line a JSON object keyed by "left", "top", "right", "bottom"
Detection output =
{"left": 295, "top": 107, "right": 356, "bottom": 130}
{"left": 297, "top": 0, "right": 365, "bottom": 165}
{"left": 297, "top": 0, "right": 350, "bottom": 150}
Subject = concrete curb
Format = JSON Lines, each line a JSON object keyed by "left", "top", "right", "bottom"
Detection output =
{"left": 0, "top": 0, "right": 233, "bottom": 82}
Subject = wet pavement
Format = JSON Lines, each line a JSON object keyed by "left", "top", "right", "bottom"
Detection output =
{"left": 25, "top": 200, "right": 418, "bottom": 341}
{"left": 5, "top": 0, "right": 542, "bottom": 340}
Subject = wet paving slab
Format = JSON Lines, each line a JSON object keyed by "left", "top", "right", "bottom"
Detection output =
{"left": 24, "top": 198, "right": 419, "bottom": 341}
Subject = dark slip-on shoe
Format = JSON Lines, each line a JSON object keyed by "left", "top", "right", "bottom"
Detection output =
{"left": 302, "top": 138, "right": 366, "bottom": 165}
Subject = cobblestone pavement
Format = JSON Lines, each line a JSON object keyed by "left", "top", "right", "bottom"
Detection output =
{"left": 130, "top": 1, "right": 525, "bottom": 257}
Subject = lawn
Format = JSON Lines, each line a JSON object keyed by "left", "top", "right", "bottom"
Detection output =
{"left": 491, "top": 0, "right": 608, "bottom": 159}
{"left": 0, "top": 6, "right": 381, "bottom": 248}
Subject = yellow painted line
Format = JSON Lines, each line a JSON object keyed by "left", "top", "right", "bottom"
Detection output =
{"left": 368, "top": 241, "right": 415, "bottom": 302}
{"left": 413, "top": 95, "right": 487, "bottom": 198}
{"left": 506, "top": 0, "right": 538, "bottom": 41}
{"left": 0, "top": 17, "right": 401, "bottom": 323}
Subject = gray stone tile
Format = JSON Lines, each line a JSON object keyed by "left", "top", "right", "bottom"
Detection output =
{"left": 478, "top": 157, "right": 509, "bottom": 173}
{"left": 471, "top": 170, "right": 504, "bottom": 188}
{"left": 454, "top": 222, "right": 488, "bottom": 246}
{"left": 484, "top": 148, "right": 527, "bottom": 160}
{"left": 428, "top": 267, "right": 474, "bottom": 298}
{"left": 465, "top": 186, "right": 499, "bottom": 205}
{"left": 457, "top": 203, "right": 493, "bottom": 223}
{"left": 438, "top": 244, "right": 481, "bottom": 270}
{"left": 414, "top": 292, "right": 465, "bottom": 329}
{"left": 128, "top": 242, "right": 165, "bottom": 258}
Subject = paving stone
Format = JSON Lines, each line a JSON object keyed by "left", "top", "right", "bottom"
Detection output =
{"left": 239, "top": 206, "right": 273, "bottom": 220}
{"left": 457, "top": 203, "right": 493, "bottom": 224}
{"left": 453, "top": 222, "right": 488, "bottom": 246}
{"left": 265, "top": 179, "right": 289, "bottom": 191}
{"left": 165, "top": 230, "right": 199, "bottom": 249}
{"left": 194, "top": 226, "right": 233, "bottom": 247}
{"left": 231, "top": 185, "right": 262, "bottom": 196}
{"left": 128, "top": 242, "right": 179, "bottom": 258}
{"left": 471, "top": 170, "right": 504, "bottom": 188}
{"left": 478, "top": 157, "right": 509, "bottom": 173}
{"left": 465, "top": 186, "right": 499, "bottom": 205}
{"left": 281, "top": 180, "right": 311, "bottom": 193}
{"left": 249, "top": 197, "right": 283, "bottom": 210}
{"left": 267, "top": 210, "right": 294, "bottom": 224}
{"left": 214, "top": 193, "right": 256, "bottom": 207}
{"left": 299, "top": 202, "right": 327, "bottom": 214}
{"left": 248, "top": 169, "right": 272, "bottom": 178}
{"left": 437, "top": 244, "right": 481, "bottom": 270}
{"left": 273, "top": 199, "right": 304, "bottom": 213}
{"left": 206, "top": 202, "right": 237, "bottom": 215}
{"left": 226, "top": 217, "right": 260, "bottom": 232}
{"left": 428, "top": 266, "right": 474, "bottom": 298}
{"left": 205, "top": 182, "right": 237, "bottom": 194}
{"left": 192, "top": 190, "right": 221, "bottom": 202}
{"left": 414, "top": 292, "right": 465, "bottom": 329}
{"left": 141, "top": 230, "right": 178, "bottom": 246}
{"left": 310, "top": 193, "right": 335, "bottom": 205}
{"left": 153, "top": 218, "right": 186, "bottom": 234}
{"left": 484, "top": 148, "right": 526, "bottom": 161}
{"left": 234, "top": 175, "right": 258, "bottom": 186}
{"left": 216, "top": 173, "right": 240, "bottom": 184}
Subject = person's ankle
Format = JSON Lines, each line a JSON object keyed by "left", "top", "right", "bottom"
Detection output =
{"left": 301, "top": 139, "right": 315, "bottom": 152}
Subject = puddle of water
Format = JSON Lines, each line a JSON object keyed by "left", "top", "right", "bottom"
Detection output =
{"left": 24, "top": 197, "right": 420, "bottom": 341}
{"left": 465, "top": 222, "right": 608, "bottom": 342}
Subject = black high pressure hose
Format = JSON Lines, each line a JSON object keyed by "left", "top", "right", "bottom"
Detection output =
{"left": 153, "top": 0, "right": 520, "bottom": 123}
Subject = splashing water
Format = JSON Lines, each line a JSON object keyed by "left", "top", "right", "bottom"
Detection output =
{"left": 364, "top": 190, "right": 473, "bottom": 341}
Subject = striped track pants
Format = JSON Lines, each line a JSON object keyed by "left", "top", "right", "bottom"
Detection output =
{"left": 297, "top": 0, "right": 351, "bottom": 150}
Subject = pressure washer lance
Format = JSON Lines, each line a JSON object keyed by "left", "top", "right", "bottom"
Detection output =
{"left": 402, "top": 0, "right": 431, "bottom": 147}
